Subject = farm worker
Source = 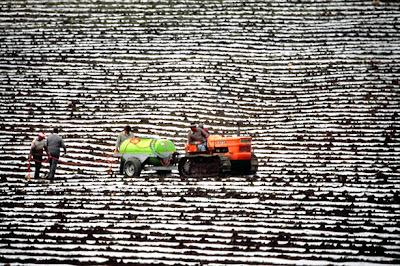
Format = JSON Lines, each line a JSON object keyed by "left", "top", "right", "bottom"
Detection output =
{"left": 115, "top": 125, "right": 135, "bottom": 153}
{"left": 45, "top": 127, "right": 67, "bottom": 182}
{"left": 29, "top": 132, "right": 47, "bottom": 179}
{"left": 198, "top": 123, "right": 210, "bottom": 147}
{"left": 115, "top": 125, "right": 135, "bottom": 174}
{"left": 198, "top": 123, "right": 209, "bottom": 134}
{"left": 187, "top": 124, "right": 209, "bottom": 151}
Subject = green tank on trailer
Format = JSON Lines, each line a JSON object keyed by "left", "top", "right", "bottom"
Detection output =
{"left": 119, "top": 137, "right": 177, "bottom": 177}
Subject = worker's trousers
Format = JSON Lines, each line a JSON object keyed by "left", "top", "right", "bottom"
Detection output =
{"left": 48, "top": 156, "right": 59, "bottom": 180}
{"left": 33, "top": 154, "right": 42, "bottom": 179}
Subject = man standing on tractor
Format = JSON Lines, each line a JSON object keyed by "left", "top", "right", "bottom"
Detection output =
{"left": 198, "top": 123, "right": 209, "bottom": 134}
{"left": 115, "top": 125, "right": 135, "bottom": 174}
{"left": 187, "top": 124, "right": 209, "bottom": 152}
{"left": 29, "top": 132, "right": 47, "bottom": 179}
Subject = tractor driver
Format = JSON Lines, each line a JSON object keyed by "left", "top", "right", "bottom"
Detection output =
{"left": 187, "top": 124, "right": 209, "bottom": 152}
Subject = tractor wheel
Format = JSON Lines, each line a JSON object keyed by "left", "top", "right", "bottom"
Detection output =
{"left": 178, "top": 157, "right": 191, "bottom": 179}
{"left": 218, "top": 156, "right": 231, "bottom": 178}
{"left": 124, "top": 158, "right": 142, "bottom": 178}
{"left": 248, "top": 154, "right": 258, "bottom": 174}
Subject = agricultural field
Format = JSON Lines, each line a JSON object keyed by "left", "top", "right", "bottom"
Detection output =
{"left": 0, "top": 0, "right": 399, "bottom": 265}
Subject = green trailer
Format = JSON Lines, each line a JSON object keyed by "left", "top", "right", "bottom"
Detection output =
{"left": 118, "top": 137, "right": 178, "bottom": 177}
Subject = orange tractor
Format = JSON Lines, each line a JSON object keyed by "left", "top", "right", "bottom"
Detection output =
{"left": 178, "top": 135, "right": 258, "bottom": 178}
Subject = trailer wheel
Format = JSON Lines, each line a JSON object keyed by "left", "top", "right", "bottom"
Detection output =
{"left": 178, "top": 157, "right": 191, "bottom": 179}
{"left": 124, "top": 158, "right": 142, "bottom": 178}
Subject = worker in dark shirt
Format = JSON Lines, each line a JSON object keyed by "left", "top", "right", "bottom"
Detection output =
{"left": 45, "top": 127, "right": 66, "bottom": 181}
